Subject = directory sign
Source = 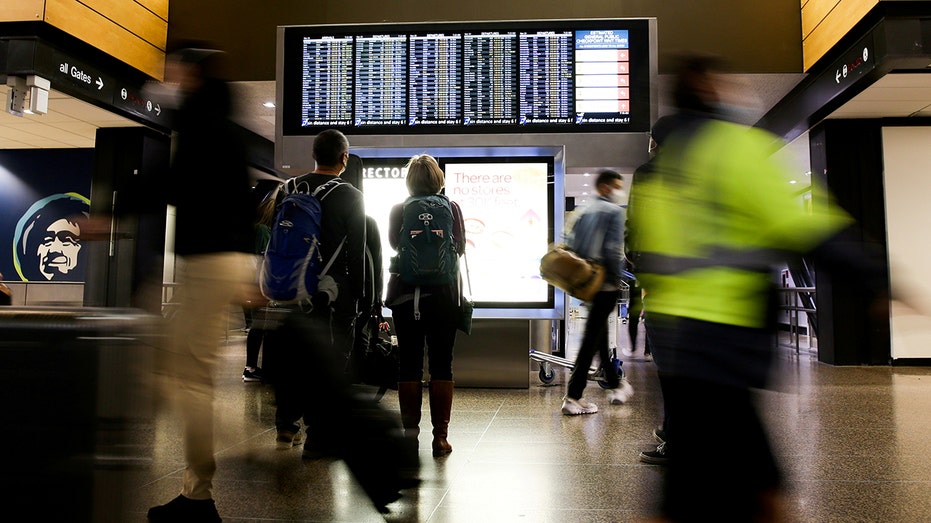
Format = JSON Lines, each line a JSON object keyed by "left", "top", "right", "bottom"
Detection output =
{"left": 281, "top": 19, "right": 652, "bottom": 135}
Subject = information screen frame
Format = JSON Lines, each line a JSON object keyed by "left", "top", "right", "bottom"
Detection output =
{"left": 355, "top": 145, "right": 566, "bottom": 320}
{"left": 281, "top": 19, "right": 652, "bottom": 136}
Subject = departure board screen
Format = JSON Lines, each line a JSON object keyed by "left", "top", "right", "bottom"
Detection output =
{"left": 300, "top": 35, "right": 353, "bottom": 127}
{"left": 463, "top": 31, "right": 517, "bottom": 125}
{"left": 354, "top": 34, "right": 407, "bottom": 126}
{"left": 281, "top": 19, "right": 653, "bottom": 135}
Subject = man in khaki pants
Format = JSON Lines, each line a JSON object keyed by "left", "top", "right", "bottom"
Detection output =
{"left": 145, "top": 45, "right": 256, "bottom": 523}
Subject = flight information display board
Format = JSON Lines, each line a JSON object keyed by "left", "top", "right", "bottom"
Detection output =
{"left": 281, "top": 19, "right": 652, "bottom": 135}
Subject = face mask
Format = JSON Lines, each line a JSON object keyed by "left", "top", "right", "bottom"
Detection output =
{"left": 610, "top": 189, "right": 627, "bottom": 205}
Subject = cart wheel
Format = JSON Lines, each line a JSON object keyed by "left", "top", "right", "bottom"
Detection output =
{"left": 539, "top": 365, "right": 556, "bottom": 384}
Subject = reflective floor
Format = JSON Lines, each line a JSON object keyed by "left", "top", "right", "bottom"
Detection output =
{"left": 124, "top": 325, "right": 931, "bottom": 522}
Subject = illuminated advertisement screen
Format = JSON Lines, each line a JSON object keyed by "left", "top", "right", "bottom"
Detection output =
{"left": 357, "top": 147, "right": 563, "bottom": 318}
{"left": 442, "top": 158, "right": 551, "bottom": 307}
{"left": 281, "top": 19, "right": 651, "bottom": 135}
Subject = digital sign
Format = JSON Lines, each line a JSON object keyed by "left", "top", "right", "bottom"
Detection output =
{"left": 281, "top": 19, "right": 652, "bottom": 135}
{"left": 355, "top": 147, "right": 563, "bottom": 317}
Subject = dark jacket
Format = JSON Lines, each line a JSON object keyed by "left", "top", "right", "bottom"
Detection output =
{"left": 167, "top": 78, "right": 254, "bottom": 256}
{"left": 362, "top": 215, "right": 384, "bottom": 312}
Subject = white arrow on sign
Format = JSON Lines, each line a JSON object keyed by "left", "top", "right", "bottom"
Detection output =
{"left": 96, "top": 77, "right": 104, "bottom": 90}
{"left": 154, "top": 103, "right": 161, "bottom": 116}
{"left": 835, "top": 70, "right": 841, "bottom": 83}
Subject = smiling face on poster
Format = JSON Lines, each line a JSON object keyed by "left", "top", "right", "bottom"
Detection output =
{"left": 13, "top": 193, "right": 91, "bottom": 282}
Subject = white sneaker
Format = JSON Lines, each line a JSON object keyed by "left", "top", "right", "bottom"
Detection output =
{"left": 607, "top": 380, "right": 635, "bottom": 405}
{"left": 621, "top": 347, "right": 635, "bottom": 357}
{"left": 561, "top": 396, "right": 598, "bottom": 415}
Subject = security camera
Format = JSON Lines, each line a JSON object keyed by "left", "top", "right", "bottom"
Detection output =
{"left": 6, "top": 76, "right": 26, "bottom": 117}
{"left": 27, "top": 75, "right": 50, "bottom": 115}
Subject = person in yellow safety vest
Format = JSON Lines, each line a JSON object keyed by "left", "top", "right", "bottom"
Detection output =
{"left": 627, "top": 55, "right": 886, "bottom": 523}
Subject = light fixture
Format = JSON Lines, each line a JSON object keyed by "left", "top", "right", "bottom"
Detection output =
{"left": 263, "top": 101, "right": 276, "bottom": 108}
{"left": 789, "top": 180, "right": 798, "bottom": 184}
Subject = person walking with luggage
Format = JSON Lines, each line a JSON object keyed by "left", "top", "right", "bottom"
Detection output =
{"left": 560, "top": 170, "right": 634, "bottom": 416}
{"left": 386, "top": 154, "right": 466, "bottom": 458}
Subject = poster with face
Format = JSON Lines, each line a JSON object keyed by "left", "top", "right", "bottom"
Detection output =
{"left": 0, "top": 149, "right": 94, "bottom": 283}
{"left": 13, "top": 193, "right": 90, "bottom": 281}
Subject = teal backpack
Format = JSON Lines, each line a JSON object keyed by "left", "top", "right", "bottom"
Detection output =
{"left": 393, "top": 194, "right": 458, "bottom": 286}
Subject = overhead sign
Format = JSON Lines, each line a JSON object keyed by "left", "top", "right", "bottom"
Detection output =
{"left": 809, "top": 31, "right": 876, "bottom": 112}
{"left": 26, "top": 39, "right": 167, "bottom": 128}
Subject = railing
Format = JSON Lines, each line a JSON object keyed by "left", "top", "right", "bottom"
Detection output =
{"left": 777, "top": 286, "right": 816, "bottom": 353}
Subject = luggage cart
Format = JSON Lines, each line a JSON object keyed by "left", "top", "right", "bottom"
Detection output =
{"left": 531, "top": 279, "right": 630, "bottom": 386}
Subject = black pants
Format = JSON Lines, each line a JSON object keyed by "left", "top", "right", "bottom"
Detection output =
{"left": 567, "top": 289, "right": 621, "bottom": 399}
{"left": 391, "top": 293, "right": 457, "bottom": 382}
{"left": 649, "top": 315, "right": 781, "bottom": 522}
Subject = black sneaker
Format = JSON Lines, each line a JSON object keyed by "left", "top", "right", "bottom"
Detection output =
{"left": 639, "top": 442, "right": 669, "bottom": 465}
{"left": 653, "top": 427, "right": 667, "bottom": 443}
{"left": 242, "top": 367, "right": 264, "bottom": 382}
{"left": 147, "top": 494, "right": 221, "bottom": 523}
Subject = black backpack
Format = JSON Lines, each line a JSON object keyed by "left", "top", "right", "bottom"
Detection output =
{"left": 392, "top": 194, "right": 458, "bottom": 286}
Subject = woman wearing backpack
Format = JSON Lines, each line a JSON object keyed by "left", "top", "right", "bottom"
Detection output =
{"left": 386, "top": 154, "right": 466, "bottom": 458}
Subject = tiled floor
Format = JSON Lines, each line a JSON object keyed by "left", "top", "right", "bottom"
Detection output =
{"left": 121, "top": 326, "right": 931, "bottom": 523}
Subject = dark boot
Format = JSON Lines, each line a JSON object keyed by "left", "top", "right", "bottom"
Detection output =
{"left": 397, "top": 381, "right": 423, "bottom": 440}
{"left": 429, "top": 380, "right": 454, "bottom": 457}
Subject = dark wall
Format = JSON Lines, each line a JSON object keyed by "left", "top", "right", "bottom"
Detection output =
{"left": 809, "top": 119, "right": 891, "bottom": 365}
{"left": 167, "top": 1, "right": 804, "bottom": 81}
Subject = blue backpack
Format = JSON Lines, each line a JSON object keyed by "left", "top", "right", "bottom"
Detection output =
{"left": 394, "top": 194, "right": 459, "bottom": 286}
{"left": 259, "top": 178, "right": 344, "bottom": 303}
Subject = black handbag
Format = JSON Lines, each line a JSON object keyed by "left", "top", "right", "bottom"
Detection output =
{"left": 360, "top": 314, "right": 399, "bottom": 400}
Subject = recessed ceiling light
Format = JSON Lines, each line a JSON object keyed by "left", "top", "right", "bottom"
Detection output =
{"left": 582, "top": 183, "right": 589, "bottom": 187}
{"left": 582, "top": 191, "right": 588, "bottom": 195}
{"left": 583, "top": 172, "right": 591, "bottom": 177}
{"left": 263, "top": 102, "right": 276, "bottom": 108}
{"left": 789, "top": 180, "right": 797, "bottom": 184}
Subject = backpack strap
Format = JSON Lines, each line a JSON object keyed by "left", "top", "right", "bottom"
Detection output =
{"left": 313, "top": 178, "right": 346, "bottom": 278}
{"left": 413, "top": 286, "right": 421, "bottom": 321}
{"left": 319, "top": 236, "right": 347, "bottom": 278}
{"left": 312, "top": 177, "right": 344, "bottom": 200}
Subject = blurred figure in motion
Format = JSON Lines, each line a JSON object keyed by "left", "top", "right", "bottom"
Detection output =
{"left": 560, "top": 169, "right": 634, "bottom": 416}
{"left": 145, "top": 44, "right": 256, "bottom": 523}
{"left": 626, "top": 55, "right": 886, "bottom": 522}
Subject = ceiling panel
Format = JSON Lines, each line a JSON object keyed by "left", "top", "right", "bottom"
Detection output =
{"left": 0, "top": 85, "right": 141, "bottom": 149}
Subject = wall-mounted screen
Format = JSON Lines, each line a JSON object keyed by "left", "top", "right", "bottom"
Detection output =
{"left": 280, "top": 19, "right": 652, "bottom": 135}
{"left": 355, "top": 146, "right": 565, "bottom": 319}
